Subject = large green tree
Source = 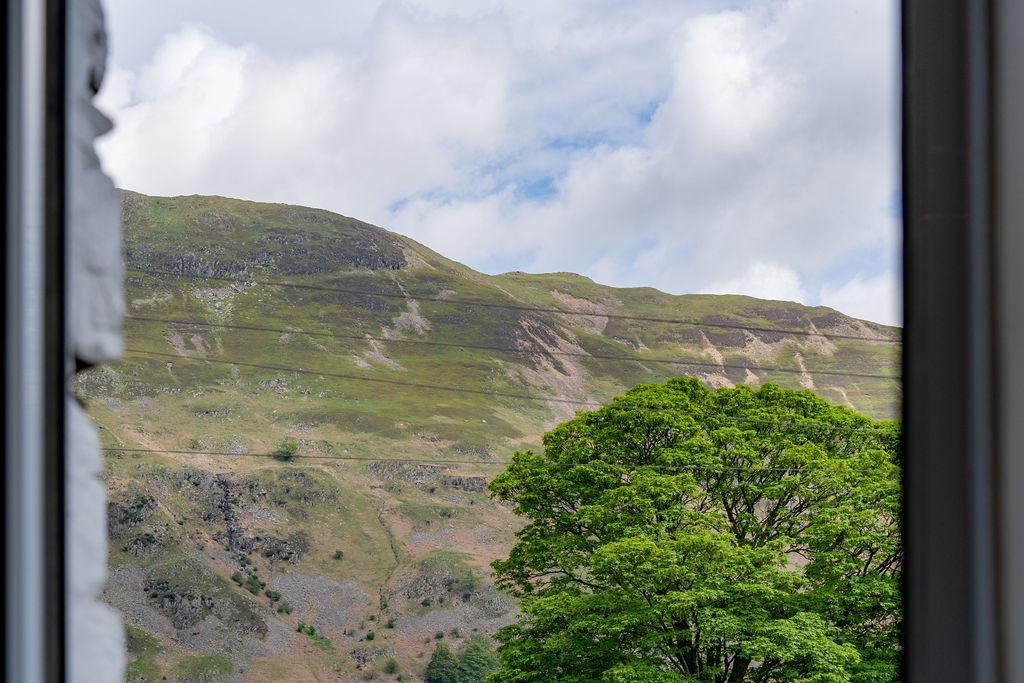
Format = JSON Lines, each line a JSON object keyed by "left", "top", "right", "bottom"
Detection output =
{"left": 489, "top": 379, "right": 901, "bottom": 683}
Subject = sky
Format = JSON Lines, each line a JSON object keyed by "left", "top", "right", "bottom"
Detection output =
{"left": 96, "top": 0, "right": 901, "bottom": 325}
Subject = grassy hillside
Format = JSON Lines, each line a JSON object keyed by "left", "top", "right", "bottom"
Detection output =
{"left": 84, "top": 191, "right": 900, "bottom": 682}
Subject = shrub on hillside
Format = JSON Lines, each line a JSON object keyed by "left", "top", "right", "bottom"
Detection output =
{"left": 424, "top": 644, "right": 458, "bottom": 683}
{"left": 244, "top": 574, "right": 264, "bottom": 595}
{"left": 272, "top": 438, "right": 299, "bottom": 462}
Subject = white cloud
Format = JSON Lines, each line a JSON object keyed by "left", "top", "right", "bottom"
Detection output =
{"left": 98, "top": 25, "right": 251, "bottom": 194}
{"left": 96, "top": 0, "right": 900, "bottom": 320}
{"left": 97, "top": 12, "right": 516, "bottom": 223}
{"left": 701, "top": 262, "right": 808, "bottom": 304}
{"left": 820, "top": 271, "right": 901, "bottom": 326}
{"left": 389, "top": 0, "right": 900, "bottom": 306}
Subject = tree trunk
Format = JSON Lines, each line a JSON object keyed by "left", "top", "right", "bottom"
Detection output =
{"left": 727, "top": 657, "right": 751, "bottom": 683}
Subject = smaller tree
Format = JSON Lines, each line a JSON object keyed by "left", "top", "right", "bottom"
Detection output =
{"left": 244, "top": 574, "right": 264, "bottom": 595}
{"left": 273, "top": 438, "right": 299, "bottom": 462}
{"left": 457, "top": 634, "right": 498, "bottom": 683}
{"left": 425, "top": 643, "right": 459, "bottom": 683}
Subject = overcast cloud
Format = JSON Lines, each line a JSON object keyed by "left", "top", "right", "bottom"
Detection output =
{"left": 97, "top": 0, "right": 900, "bottom": 325}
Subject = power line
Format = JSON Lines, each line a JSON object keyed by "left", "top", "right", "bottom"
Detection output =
{"left": 120, "top": 348, "right": 893, "bottom": 434}
{"left": 99, "top": 446, "right": 888, "bottom": 473}
{"left": 125, "top": 267, "right": 901, "bottom": 344}
{"left": 125, "top": 314, "right": 899, "bottom": 381}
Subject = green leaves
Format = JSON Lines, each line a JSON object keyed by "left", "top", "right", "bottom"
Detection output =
{"left": 425, "top": 643, "right": 460, "bottom": 683}
{"left": 272, "top": 438, "right": 299, "bottom": 462}
{"left": 489, "top": 379, "right": 901, "bottom": 682}
{"left": 457, "top": 634, "right": 499, "bottom": 683}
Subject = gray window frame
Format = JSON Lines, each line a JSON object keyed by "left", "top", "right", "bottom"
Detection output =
{"left": 902, "top": 0, "right": 1020, "bottom": 679}
{"left": 4, "top": 0, "right": 66, "bottom": 681}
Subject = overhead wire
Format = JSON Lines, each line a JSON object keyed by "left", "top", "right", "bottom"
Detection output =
{"left": 99, "top": 267, "right": 901, "bottom": 474}
{"left": 99, "top": 446, "right": 888, "bottom": 473}
{"left": 120, "top": 347, "right": 894, "bottom": 434}
{"left": 125, "top": 266, "right": 902, "bottom": 344}
{"left": 109, "top": 266, "right": 900, "bottom": 457}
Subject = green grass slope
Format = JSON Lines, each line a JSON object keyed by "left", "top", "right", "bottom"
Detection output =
{"left": 85, "top": 191, "right": 900, "bottom": 682}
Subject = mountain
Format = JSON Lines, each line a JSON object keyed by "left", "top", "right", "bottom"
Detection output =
{"left": 85, "top": 191, "right": 901, "bottom": 682}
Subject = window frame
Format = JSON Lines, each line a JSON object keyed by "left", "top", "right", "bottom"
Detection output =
{"left": 5, "top": 0, "right": 1022, "bottom": 680}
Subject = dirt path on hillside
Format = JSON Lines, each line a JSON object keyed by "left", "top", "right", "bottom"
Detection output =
{"left": 376, "top": 502, "right": 402, "bottom": 613}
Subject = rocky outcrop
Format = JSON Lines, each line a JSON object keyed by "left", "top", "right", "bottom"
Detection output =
{"left": 124, "top": 532, "right": 163, "bottom": 558}
{"left": 368, "top": 460, "right": 448, "bottom": 485}
{"left": 349, "top": 644, "right": 395, "bottom": 667}
{"left": 143, "top": 557, "right": 267, "bottom": 637}
{"left": 107, "top": 494, "right": 156, "bottom": 537}
{"left": 255, "top": 532, "right": 309, "bottom": 565}
{"left": 144, "top": 579, "right": 215, "bottom": 629}
{"left": 236, "top": 469, "right": 340, "bottom": 509}
{"left": 403, "top": 556, "right": 480, "bottom": 605}
{"left": 441, "top": 476, "right": 488, "bottom": 493}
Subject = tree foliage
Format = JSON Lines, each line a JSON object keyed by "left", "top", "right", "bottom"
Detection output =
{"left": 488, "top": 379, "right": 901, "bottom": 683}
{"left": 457, "top": 634, "right": 500, "bottom": 682}
{"left": 272, "top": 438, "right": 299, "bottom": 462}
{"left": 426, "top": 643, "right": 460, "bottom": 683}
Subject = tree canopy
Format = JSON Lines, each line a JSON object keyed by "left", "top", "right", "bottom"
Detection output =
{"left": 458, "top": 634, "right": 500, "bottom": 682}
{"left": 488, "top": 378, "right": 901, "bottom": 683}
{"left": 426, "top": 643, "right": 460, "bottom": 683}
